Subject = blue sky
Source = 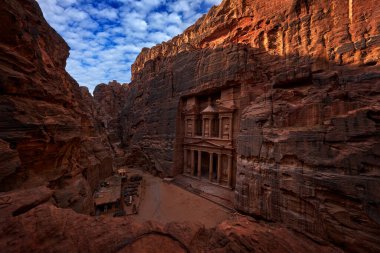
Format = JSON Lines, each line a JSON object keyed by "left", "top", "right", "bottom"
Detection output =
{"left": 37, "top": 0, "right": 222, "bottom": 93}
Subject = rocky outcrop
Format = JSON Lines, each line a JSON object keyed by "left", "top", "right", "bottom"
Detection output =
{"left": 0, "top": 0, "right": 113, "bottom": 214}
{"left": 0, "top": 188, "right": 341, "bottom": 253}
{"left": 122, "top": 0, "right": 380, "bottom": 251}
{"left": 93, "top": 81, "right": 129, "bottom": 168}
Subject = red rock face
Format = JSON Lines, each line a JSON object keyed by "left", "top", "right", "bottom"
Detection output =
{"left": 123, "top": 0, "right": 380, "bottom": 251}
{"left": 0, "top": 0, "right": 113, "bottom": 214}
{"left": 93, "top": 81, "right": 129, "bottom": 168}
{"left": 0, "top": 0, "right": 379, "bottom": 251}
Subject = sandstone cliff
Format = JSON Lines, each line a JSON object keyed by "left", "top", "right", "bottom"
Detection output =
{"left": 0, "top": 0, "right": 379, "bottom": 252}
{"left": 0, "top": 0, "right": 113, "bottom": 214}
{"left": 122, "top": 0, "right": 380, "bottom": 251}
{"left": 0, "top": 3, "right": 341, "bottom": 252}
{"left": 93, "top": 81, "right": 129, "bottom": 168}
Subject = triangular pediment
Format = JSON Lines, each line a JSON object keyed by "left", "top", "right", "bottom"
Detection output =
{"left": 201, "top": 105, "right": 217, "bottom": 114}
{"left": 189, "top": 139, "right": 224, "bottom": 148}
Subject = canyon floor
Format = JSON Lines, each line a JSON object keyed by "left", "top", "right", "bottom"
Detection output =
{"left": 128, "top": 169, "right": 231, "bottom": 228}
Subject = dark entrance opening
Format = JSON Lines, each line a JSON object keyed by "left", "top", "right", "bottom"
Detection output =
{"left": 194, "top": 151, "right": 198, "bottom": 176}
{"left": 201, "top": 152, "right": 209, "bottom": 179}
{"left": 211, "top": 153, "right": 218, "bottom": 182}
{"left": 195, "top": 116, "right": 202, "bottom": 136}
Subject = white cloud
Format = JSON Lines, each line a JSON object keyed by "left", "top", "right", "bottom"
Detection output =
{"left": 123, "top": 12, "right": 148, "bottom": 32}
{"left": 88, "top": 7, "right": 118, "bottom": 20}
{"left": 166, "top": 25, "right": 182, "bottom": 36}
{"left": 59, "top": 0, "right": 76, "bottom": 7}
{"left": 148, "top": 31, "right": 171, "bottom": 43}
{"left": 37, "top": 0, "right": 223, "bottom": 93}
{"left": 64, "top": 7, "right": 89, "bottom": 21}
{"left": 205, "top": 0, "right": 221, "bottom": 4}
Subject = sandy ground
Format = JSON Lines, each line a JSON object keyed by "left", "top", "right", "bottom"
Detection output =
{"left": 129, "top": 169, "right": 231, "bottom": 228}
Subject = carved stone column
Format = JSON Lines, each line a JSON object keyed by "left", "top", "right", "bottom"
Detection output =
{"left": 203, "top": 117, "right": 212, "bottom": 138}
{"left": 209, "top": 152, "right": 213, "bottom": 181}
{"left": 218, "top": 117, "right": 222, "bottom": 138}
{"left": 208, "top": 116, "right": 215, "bottom": 137}
{"left": 217, "top": 153, "right": 221, "bottom": 184}
{"left": 191, "top": 149, "right": 195, "bottom": 176}
{"left": 202, "top": 118, "right": 205, "bottom": 138}
{"left": 191, "top": 116, "right": 196, "bottom": 137}
{"left": 184, "top": 149, "right": 188, "bottom": 174}
{"left": 197, "top": 150, "right": 202, "bottom": 178}
{"left": 228, "top": 116, "right": 233, "bottom": 140}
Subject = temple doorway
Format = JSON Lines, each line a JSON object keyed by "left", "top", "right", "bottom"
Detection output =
{"left": 201, "top": 152, "right": 209, "bottom": 179}
{"left": 211, "top": 153, "right": 218, "bottom": 182}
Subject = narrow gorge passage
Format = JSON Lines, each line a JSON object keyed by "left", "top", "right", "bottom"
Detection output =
{"left": 0, "top": 0, "right": 379, "bottom": 252}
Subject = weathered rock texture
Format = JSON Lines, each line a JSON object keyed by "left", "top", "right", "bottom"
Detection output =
{"left": 0, "top": 188, "right": 341, "bottom": 253}
{"left": 122, "top": 0, "right": 380, "bottom": 251}
{"left": 93, "top": 81, "right": 129, "bottom": 168}
{"left": 1, "top": 0, "right": 379, "bottom": 252}
{"left": 0, "top": 0, "right": 113, "bottom": 214}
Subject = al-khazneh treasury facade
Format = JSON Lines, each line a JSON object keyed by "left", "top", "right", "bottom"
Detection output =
{"left": 181, "top": 87, "right": 241, "bottom": 188}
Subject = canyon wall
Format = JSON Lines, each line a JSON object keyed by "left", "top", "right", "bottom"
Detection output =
{"left": 93, "top": 81, "right": 129, "bottom": 168}
{"left": 123, "top": 0, "right": 380, "bottom": 251}
{"left": 0, "top": 0, "right": 113, "bottom": 214}
{"left": 0, "top": 2, "right": 339, "bottom": 253}
{"left": 0, "top": 0, "right": 379, "bottom": 251}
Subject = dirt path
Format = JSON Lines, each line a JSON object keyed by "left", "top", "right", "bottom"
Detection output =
{"left": 129, "top": 169, "right": 231, "bottom": 228}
